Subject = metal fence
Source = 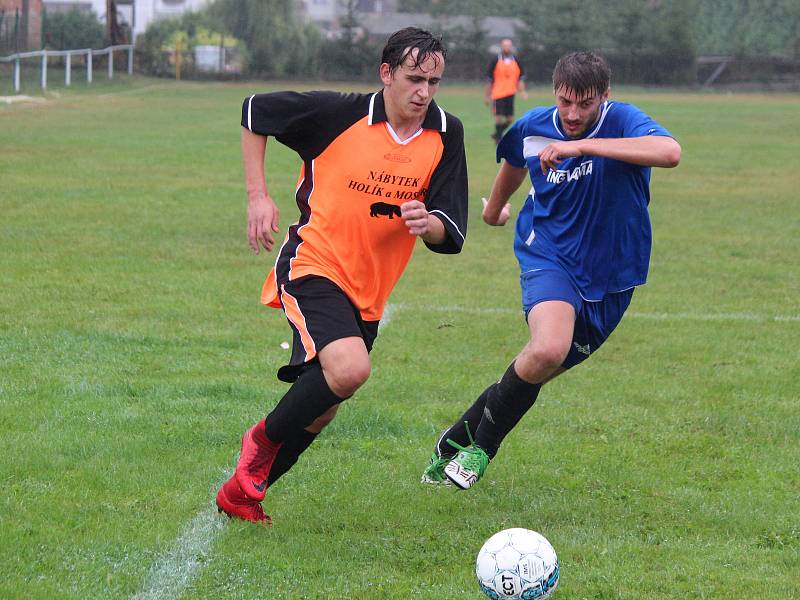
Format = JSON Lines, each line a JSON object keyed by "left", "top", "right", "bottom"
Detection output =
{"left": 0, "top": 44, "right": 134, "bottom": 93}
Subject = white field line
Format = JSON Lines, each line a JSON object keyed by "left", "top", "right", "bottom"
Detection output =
{"left": 378, "top": 302, "right": 396, "bottom": 332}
{"left": 1, "top": 94, "right": 46, "bottom": 104}
{"left": 96, "top": 83, "right": 176, "bottom": 98}
{"left": 136, "top": 308, "right": 400, "bottom": 599}
{"left": 134, "top": 471, "right": 229, "bottom": 600}
{"left": 393, "top": 303, "right": 800, "bottom": 323}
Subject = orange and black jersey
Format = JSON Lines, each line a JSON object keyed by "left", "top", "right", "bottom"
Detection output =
{"left": 242, "top": 90, "right": 468, "bottom": 321}
{"left": 487, "top": 54, "right": 525, "bottom": 100}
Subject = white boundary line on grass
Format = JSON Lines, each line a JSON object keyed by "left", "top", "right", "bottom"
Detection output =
{"left": 135, "top": 304, "right": 400, "bottom": 599}
{"left": 134, "top": 300, "right": 796, "bottom": 597}
{"left": 378, "top": 302, "right": 397, "bottom": 332}
{"left": 393, "top": 303, "right": 800, "bottom": 323}
{"left": 134, "top": 471, "right": 229, "bottom": 600}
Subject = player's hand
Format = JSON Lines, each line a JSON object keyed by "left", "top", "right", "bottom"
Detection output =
{"left": 482, "top": 197, "right": 512, "bottom": 226}
{"left": 538, "top": 141, "right": 582, "bottom": 174}
{"left": 400, "top": 200, "right": 430, "bottom": 236}
{"left": 247, "top": 193, "right": 280, "bottom": 254}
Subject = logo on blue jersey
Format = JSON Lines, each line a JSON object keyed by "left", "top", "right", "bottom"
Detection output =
{"left": 546, "top": 159, "right": 593, "bottom": 185}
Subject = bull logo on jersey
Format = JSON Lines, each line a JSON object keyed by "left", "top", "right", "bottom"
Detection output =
{"left": 370, "top": 202, "right": 402, "bottom": 219}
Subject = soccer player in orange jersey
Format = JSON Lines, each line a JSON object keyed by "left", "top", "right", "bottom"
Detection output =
{"left": 216, "top": 28, "right": 469, "bottom": 524}
{"left": 485, "top": 38, "right": 528, "bottom": 144}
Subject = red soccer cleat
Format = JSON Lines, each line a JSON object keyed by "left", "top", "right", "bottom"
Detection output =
{"left": 234, "top": 419, "right": 282, "bottom": 501}
{"left": 216, "top": 475, "right": 272, "bottom": 525}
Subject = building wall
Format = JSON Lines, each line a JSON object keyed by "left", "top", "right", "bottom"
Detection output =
{"left": 134, "top": 0, "right": 210, "bottom": 36}
{"left": 39, "top": 0, "right": 209, "bottom": 39}
{"left": 0, "top": 0, "right": 42, "bottom": 50}
{"left": 300, "top": 0, "right": 397, "bottom": 27}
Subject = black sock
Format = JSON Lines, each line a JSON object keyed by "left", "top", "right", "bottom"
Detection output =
{"left": 494, "top": 123, "right": 505, "bottom": 138}
{"left": 475, "top": 362, "right": 541, "bottom": 459}
{"left": 267, "top": 428, "right": 318, "bottom": 486}
{"left": 264, "top": 362, "right": 344, "bottom": 443}
{"left": 436, "top": 383, "right": 496, "bottom": 457}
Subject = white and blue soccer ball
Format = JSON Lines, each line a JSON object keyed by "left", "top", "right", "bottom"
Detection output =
{"left": 475, "top": 528, "right": 559, "bottom": 600}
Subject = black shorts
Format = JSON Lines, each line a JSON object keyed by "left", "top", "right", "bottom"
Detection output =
{"left": 276, "top": 275, "right": 379, "bottom": 383}
{"left": 493, "top": 95, "right": 515, "bottom": 117}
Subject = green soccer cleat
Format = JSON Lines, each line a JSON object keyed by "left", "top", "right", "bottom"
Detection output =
{"left": 421, "top": 452, "right": 453, "bottom": 486}
{"left": 444, "top": 443, "right": 490, "bottom": 490}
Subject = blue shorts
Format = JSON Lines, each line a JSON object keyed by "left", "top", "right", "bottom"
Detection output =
{"left": 520, "top": 268, "right": 634, "bottom": 369}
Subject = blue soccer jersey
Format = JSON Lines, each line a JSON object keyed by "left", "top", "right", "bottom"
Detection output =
{"left": 497, "top": 101, "right": 673, "bottom": 301}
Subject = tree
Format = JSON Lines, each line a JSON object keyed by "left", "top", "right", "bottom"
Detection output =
{"left": 606, "top": 0, "right": 696, "bottom": 84}
{"left": 694, "top": 0, "right": 800, "bottom": 58}
{"left": 434, "top": 13, "right": 489, "bottom": 80}
{"left": 207, "top": 0, "right": 321, "bottom": 78}
{"left": 43, "top": 8, "right": 104, "bottom": 50}
{"left": 315, "top": 0, "right": 377, "bottom": 80}
{"left": 515, "top": 0, "right": 606, "bottom": 83}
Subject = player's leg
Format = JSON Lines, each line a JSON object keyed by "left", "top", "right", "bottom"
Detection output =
{"left": 431, "top": 298, "right": 572, "bottom": 458}
{"left": 258, "top": 280, "right": 374, "bottom": 483}
{"left": 264, "top": 336, "right": 369, "bottom": 487}
{"left": 217, "top": 277, "right": 375, "bottom": 521}
{"left": 422, "top": 384, "right": 496, "bottom": 484}
{"left": 513, "top": 300, "right": 574, "bottom": 383}
{"left": 491, "top": 97, "right": 510, "bottom": 142}
{"left": 267, "top": 404, "right": 338, "bottom": 486}
{"left": 317, "top": 335, "right": 371, "bottom": 397}
{"left": 492, "top": 114, "right": 505, "bottom": 144}
{"left": 493, "top": 97, "right": 515, "bottom": 142}
{"left": 444, "top": 300, "right": 575, "bottom": 489}
{"left": 503, "top": 114, "right": 514, "bottom": 135}
{"left": 493, "top": 114, "right": 506, "bottom": 143}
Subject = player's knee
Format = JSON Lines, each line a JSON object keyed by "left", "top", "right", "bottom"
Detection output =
{"left": 533, "top": 343, "right": 569, "bottom": 370}
{"left": 519, "top": 341, "right": 569, "bottom": 375}
{"left": 323, "top": 359, "right": 371, "bottom": 398}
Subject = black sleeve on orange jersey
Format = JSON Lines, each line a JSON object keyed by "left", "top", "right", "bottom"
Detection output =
{"left": 241, "top": 91, "right": 369, "bottom": 161}
{"left": 486, "top": 56, "right": 498, "bottom": 81}
{"left": 425, "top": 113, "right": 468, "bottom": 254}
{"left": 516, "top": 56, "right": 525, "bottom": 79}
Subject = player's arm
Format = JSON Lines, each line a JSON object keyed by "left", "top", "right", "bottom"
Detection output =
{"left": 483, "top": 161, "right": 528, "bottom": 226}
{"left": 538, "top": 135, "right": 681, "bottom": 174}
{"left": 484, "top": 80, "right": 493, "bottom": 106}
{"left": 517, "top": 78, "right": 528, "bottom": 100}
{"left": 516, "top": 59, "right": 528, "bottom": 100}
{"left": 484, "top": 58, "right": 496, "bottom": 105}
{"left": 242, "top": 127, "right": 280, "bottom": 253}
{"left": 415, "top": 114, "right": 468, "bottom": 253}
{"left": 400, "top": 202, "right": 446, "bottom": 243}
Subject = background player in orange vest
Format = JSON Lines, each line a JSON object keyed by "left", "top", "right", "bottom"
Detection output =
{"left": 485, "top": 38, "right": 528, "bottom": 144}
{"left": 216, "top": 28, "right": 468, "bottom": 525}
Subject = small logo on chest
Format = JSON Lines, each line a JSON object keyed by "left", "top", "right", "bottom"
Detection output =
{"left": 384, "top": 152, "right": 411, "bottom": 163}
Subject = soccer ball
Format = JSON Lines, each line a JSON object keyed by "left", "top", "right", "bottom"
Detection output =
{"left": 475, "top": 528, "right": 559, "bottom": 599}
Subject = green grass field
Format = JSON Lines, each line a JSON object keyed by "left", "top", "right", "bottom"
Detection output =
{"left": 1, "top": 77, "right": 798, "bottom": 599}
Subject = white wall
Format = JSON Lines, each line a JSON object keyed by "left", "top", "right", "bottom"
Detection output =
{"left": 133, "top": 0, "right": 211, "bottom": 36}
{"left": 46, "top": 0, "right": 211, "bottom": 38}
{"left": 302, "top": 0, "right": 338, "bottom": 23}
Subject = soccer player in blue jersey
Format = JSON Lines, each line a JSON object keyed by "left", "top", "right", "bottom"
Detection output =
{"left": 422, "top": 51, "right": 682, "bottom": 489}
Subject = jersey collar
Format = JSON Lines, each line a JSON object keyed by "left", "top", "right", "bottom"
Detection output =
{"left": 368, "top": 90, "right": 447, "bottom": 133}
{"left": 551, "top": 100, "right": 612, "bottom": 140}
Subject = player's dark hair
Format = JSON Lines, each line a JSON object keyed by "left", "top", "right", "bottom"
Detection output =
{"left": 552, "top": 52, "right": 611, "bottom": 99}
{"left": 381, "top": 27, "right": 446, "bottom": 73}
